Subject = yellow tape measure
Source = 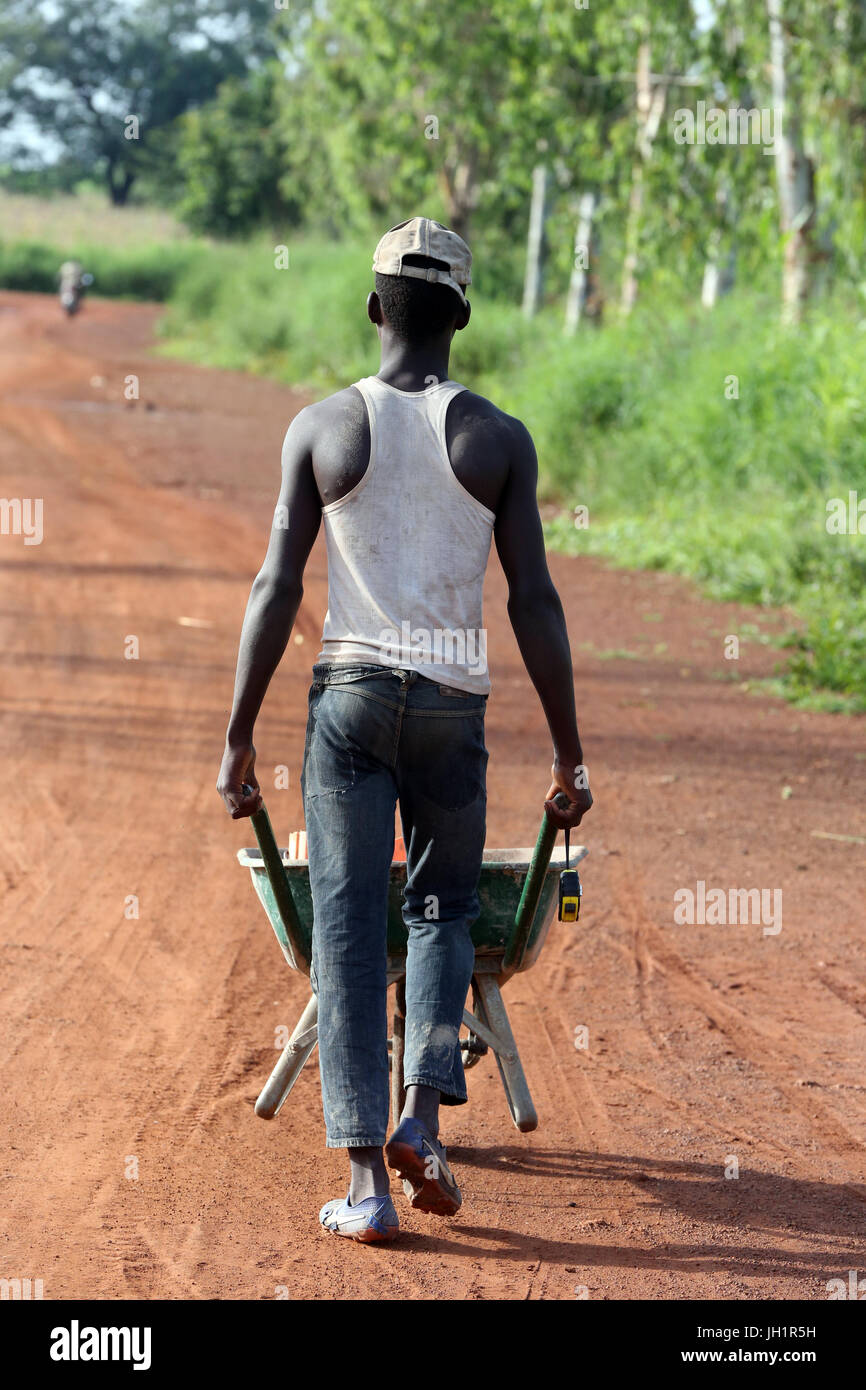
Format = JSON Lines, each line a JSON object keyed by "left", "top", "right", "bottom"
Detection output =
{"left": 558, "top": 826, "right": 582, "bottom": 922}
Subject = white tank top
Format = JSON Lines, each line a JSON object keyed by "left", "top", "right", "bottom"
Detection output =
{"left": 317, "top": 375, "right": 495, "bottom": 695}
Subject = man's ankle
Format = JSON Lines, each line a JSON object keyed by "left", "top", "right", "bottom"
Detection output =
{"left": 401, "top": 1083, "right": 440, "bottom": 1139}
{"left": 347, "top": 1145, "right": 389, "bottom": 1202}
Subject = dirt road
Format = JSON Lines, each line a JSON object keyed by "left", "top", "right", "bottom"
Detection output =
{"left": 1, "top": 291, "right": 864, "bottom": 1300}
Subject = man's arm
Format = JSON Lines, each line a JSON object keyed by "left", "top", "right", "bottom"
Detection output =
{"left": 493, "top": 418, "right": 592, "bottom": 829}
{"left": 217, "top": 408, "right": 321, "bottom": 819}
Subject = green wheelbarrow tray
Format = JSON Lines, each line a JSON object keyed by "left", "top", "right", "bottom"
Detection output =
{"left": 238, "top": 796, "right": 587, "bottom": 1133}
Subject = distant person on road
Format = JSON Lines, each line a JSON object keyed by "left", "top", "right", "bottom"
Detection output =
{"left": 218, "top": 217, "right": 592, "bottom": 1242}
{"left": 57, "top": 259, "right": 92, "bottom": 316}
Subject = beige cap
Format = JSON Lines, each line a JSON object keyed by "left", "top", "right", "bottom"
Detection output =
{"left": 372, "top": 217, "right": 472, "bottom": 305}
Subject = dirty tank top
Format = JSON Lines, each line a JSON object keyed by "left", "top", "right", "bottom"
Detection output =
{"left": 317, "top": 375, "right": 495, "bottom": 695}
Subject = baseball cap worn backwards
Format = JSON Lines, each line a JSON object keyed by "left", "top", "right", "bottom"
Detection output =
{"left": 372, "top": 217, "right": 472, "bottom": 306}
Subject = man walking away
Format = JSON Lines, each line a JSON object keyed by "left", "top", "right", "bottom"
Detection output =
{"left": 218, "top": 217, "right": 592, "bottom": 1242}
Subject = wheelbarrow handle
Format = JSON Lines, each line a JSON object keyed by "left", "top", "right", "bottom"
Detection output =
{"left": 503, "top": 793, "right": 571, "bottom": 973}
{"left": 250, "top": 802, "right": 310, "bottom": 971}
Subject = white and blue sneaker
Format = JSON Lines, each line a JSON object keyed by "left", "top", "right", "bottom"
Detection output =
{"left": 385, "top": 1117, "right": 462, "bottom": 1216}
{"left": 318, "top": 1191, "right": 400, "bottom": 1243}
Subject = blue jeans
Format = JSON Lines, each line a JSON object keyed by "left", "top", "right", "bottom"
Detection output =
{"left": 301, "top": 662, "right": 489, "bottom": 1148}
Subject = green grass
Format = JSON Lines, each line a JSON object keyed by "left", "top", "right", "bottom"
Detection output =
{"left": 0, "top": 191, "right": 204, "bottom": 299}
{"left": 157, "top": 239, "right": 380, "bottom": 388}
{"left": 529, "top": 296, "right": 866, "bottom": 710}
{"left": 0, "top": 236, "right": 207, "bottom": 300}
{"left": 0, "top": 190, "right": 192, "bottom": 246}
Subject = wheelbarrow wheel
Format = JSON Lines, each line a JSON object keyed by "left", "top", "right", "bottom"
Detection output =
{"left": 460, "top": 1032, "right": 487, "bottom": 1069}
{"left": 461, "top": 982, "right": 489, "bottom": 1070}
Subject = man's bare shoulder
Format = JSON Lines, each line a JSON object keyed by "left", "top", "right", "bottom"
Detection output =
{"left": 287, "top": 386, "right": 366, "bottom": 439}
{"left": 287, "top": 388, "right": 371, "bottom": 504}
{"left": 448, "top": 388, "right": 535, "bottom": 467}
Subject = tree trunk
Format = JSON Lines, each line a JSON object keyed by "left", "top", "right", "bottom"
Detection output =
{"left": 701, "top": 240, "right": 737, "bottom": 308}
{"left": 564, "top": 190, "right": 598, "bottom": 334}
{"left": 106, "top": 161, "right": 135, "bottom": 207}
{"left": 439, "top": 155, "right": 478, "bottom": 243}
{"left": 701, "top": 228, "right": 722, "bottom": 309}
{"left": 522, "top": 164, "right": 548, "bottom": 319}
{"left": 701, "top": 178, "right": 736, "bottom": 309}
{"left": 620, "top": 164, "right": 644, "bottom": 316}
{"left": 766, "top": 0, "right": 815, "bottom": 324}
{"left": 620, "top": 39, "right": 666, "bottom": 316}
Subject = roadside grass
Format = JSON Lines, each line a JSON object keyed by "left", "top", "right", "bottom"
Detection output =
{"left": 0, "top": 190, "right": 191, "bottom": 246}
{"left": 0, "top": 191, "right": 202, "bottom": 298}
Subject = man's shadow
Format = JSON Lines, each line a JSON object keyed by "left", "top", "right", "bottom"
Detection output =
{"left": 396, "top": 1146, "right": 866, "bottom": 1279}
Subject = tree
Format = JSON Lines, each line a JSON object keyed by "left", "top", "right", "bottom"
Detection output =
{"left": 176, "top": 66, "right": 306, "bottom": 239}
{"left": 0, "top": 0, "right": 278, "bottom": 205}
{"left": 766, "top": 0, "right": 815, "bottom": 322}
{"left": 293, "top": 0, "right": 602, "bottom": 249}
{"left": 710, "top": 0, "right": 866, "bottom": 320}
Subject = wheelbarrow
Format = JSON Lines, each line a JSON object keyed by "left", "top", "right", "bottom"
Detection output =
{"left": 238, "top": 796, "right": 587, "bottom": 1133}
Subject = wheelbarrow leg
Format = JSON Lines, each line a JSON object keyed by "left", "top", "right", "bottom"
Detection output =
{"left": 390, "top": 978, "right": 407, "bottom": 1125}
{"left": 255, "top": 993, "right": 318, "bottom": 1119}
{"left": 473, "top": 974, "right": 538, "bottom": 1133}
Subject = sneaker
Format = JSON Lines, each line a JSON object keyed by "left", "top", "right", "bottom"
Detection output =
{"left": 385, "top": 1116, "right": 462, "bottom": 1216}
{"left": 318, "top": 1191, "right": 400, "bottom": 1243}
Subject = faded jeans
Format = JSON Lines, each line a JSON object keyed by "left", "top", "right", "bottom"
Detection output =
{"left": 301, "top": 662, "right": 488, "bottom": 1148}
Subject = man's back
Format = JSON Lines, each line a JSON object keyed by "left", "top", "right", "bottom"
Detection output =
{"left": 306, "top": 379, "right": 517, "bottom": 516}
{"left": 307, "top": 375, "right": 511, "bottom": 693}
